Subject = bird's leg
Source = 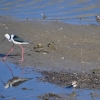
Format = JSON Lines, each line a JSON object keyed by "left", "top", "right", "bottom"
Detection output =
{"left": 19, "top": 68, "right": 24, "bottom": 77}
{"left": 3, "top": 61, "right": 14, "bottom": 77}
{"left": 3, "top": 44, "right": 14, "bottom": 61}
{"left": 19, "top": 44, "right": 24, "bottom": 62}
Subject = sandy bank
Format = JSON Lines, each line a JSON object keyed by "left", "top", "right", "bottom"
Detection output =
{"left": 0, "top": 17, "right": 100, "bottom": 73}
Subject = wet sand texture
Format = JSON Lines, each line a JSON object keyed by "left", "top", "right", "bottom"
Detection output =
{"left": 0, "top": 18, "right": 100, "bottom": 73}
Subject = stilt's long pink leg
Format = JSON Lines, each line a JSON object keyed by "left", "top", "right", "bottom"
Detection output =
{"left": 19, "top": 44, "right": 24, "bottom": 62}
{"left": 3, "top": 44, "right": 14, "bottom": 61}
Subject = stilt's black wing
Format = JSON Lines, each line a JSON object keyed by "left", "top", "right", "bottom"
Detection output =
{"left": 12, "top": 80, "right": 28, "bottom": 87}
{"left": 13, "top": 35, "right": 26, "bottom": 42}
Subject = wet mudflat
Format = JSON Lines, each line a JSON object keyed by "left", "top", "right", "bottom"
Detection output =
{"left": 0, "top": 1, "right": 100, "bottom": 100}
{"left": 0, "top": 61, "right": 100, "bottom": 100}
{"left": 0, "top": 16, "right": 100, "bottom": 100}
{"left": 40, "top": 70, "right": 100, "bottom": 89}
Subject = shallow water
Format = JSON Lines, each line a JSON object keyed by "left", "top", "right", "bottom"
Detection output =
{"left": 0, "top": 61, "right": 100, "bottom": 100}
{"left": 0, "top": 0, "right": 100, "bottom": 25}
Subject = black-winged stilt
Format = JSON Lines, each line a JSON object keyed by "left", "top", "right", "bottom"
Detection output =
{"left": 1, "top": 33, "right": 30, "bottom": 62}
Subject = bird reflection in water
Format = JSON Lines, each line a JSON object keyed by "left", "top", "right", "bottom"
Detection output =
{"left": 1, "top": 61, "right": 32, "bottom": 89}
{"left": 2, "top": 76, "right": 32, "bottom": 89}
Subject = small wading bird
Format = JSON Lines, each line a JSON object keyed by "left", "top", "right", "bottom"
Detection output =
{"left": 66, "top": 81, "right": 78, "bottom": 90}
{"left": 96, "top": 16, "right": 100, "bottom": 22}
{"left": 1, "top": 33, "right": 31, "bottom": 62}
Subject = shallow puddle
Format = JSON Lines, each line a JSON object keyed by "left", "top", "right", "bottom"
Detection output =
{"left": 0, "top": 61, "right": 100, "bottom": 100}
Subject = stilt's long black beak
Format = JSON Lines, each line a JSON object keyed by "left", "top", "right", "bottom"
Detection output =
{"left": 0, "top": 38, "right": 6, "bottom": 44}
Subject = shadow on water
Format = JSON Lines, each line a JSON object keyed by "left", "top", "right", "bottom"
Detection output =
{"left": 0, "top": 61, "right": 100, "bottom": 100}
{"left": 0, "top": 54, "right": 6, "bottom": 58}
{"left": 0, "top": 54, "right": 19, "bottom": 58}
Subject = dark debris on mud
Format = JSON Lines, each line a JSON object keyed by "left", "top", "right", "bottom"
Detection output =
{"left": 39, "top": 70, "right": 100, "bottom": 89}
{"left": 38, "top": 93, "right": 61, "bottom": 100}
{"left": 38, "top": 92, "right": 78, "bottom": 100}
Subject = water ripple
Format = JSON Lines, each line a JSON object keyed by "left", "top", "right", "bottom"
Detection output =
{"left": 0, "top": 0, "right": 100, "bottom": 24}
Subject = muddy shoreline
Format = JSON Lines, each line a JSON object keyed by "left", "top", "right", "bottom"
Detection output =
{"left": 0, "top": 17, "right": 100, "bottom": 91}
